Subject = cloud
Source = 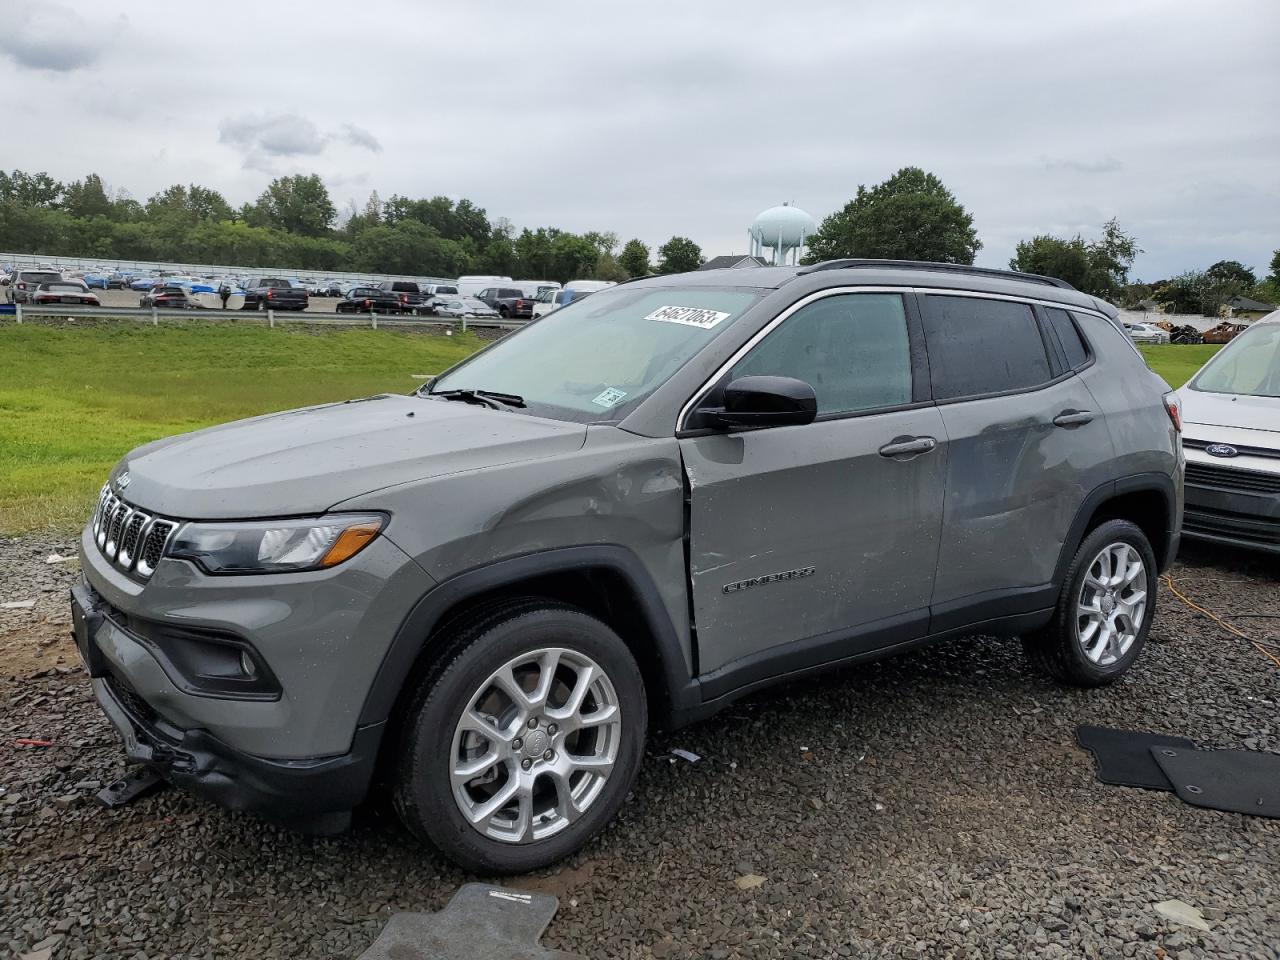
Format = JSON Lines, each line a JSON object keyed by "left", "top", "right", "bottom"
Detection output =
{"left": 1040, "top": 156, "right": 1125, "bottom": 175}
{"left": 219, "top": 113, "right": 328, "bottom": 158}
{"left": 1, "top": 3, "right": 110, "bottom": 72}
{"left": 340, "top": 124, "right": 382, "bottom": 153}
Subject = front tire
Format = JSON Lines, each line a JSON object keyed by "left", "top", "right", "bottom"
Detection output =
{"left": 394, "top": 601, "right": 647, "bottom": 874}
{"left": 1022, "top": 519, "right": 1158, "bottom": 686}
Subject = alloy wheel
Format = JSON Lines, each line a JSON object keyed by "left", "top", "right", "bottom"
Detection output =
{"left": 1076, "top": 542, "right": 1147, "bottom": 666}
{"left": 449, "top": 647, "right": 622, "bottom": 844}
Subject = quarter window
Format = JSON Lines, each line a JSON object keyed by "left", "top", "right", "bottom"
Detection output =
{"left": 921, "top": 296, "right": 1052, "bottom": 399}
{"left": 729, "top": 293, "right": 913, "bottom": 416}
{"left": 1044, "top": 307, "right": 1091, "bottom": 369}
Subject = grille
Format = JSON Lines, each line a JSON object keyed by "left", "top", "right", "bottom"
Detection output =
{"left": 1185, "top": 462, "right": 1280, "bottom": 495}
{"left": 1183, "top": 438, "right": 1280, "bottom": 461}
{"left": 91, "top": 484, "right": 179, "bottom": 580}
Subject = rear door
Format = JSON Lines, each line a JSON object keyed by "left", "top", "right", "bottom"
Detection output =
{"left": 680, "top": 290, "right": 946, "bottom": 690}
{"left": 919, "top": 293, "right": 1115, "bottom": 625}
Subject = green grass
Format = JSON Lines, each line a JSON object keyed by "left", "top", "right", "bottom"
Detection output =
{"left": 0, "top": 322, "right": 483, "bottom": 535}
{"left": 1138, "top": 343, "right": 1221, "bottom": 388}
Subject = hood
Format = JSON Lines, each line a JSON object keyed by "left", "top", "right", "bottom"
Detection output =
{"left": 116, "top": 394, "right": 587, "bottom": 519}
{"left": 1177, "top": 386, "right": 1280, "bottom": 433}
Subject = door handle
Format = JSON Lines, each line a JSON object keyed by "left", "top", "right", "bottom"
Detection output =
{"left": 1052, "top": 410, "right": 1095, "bottom": 427}
{"left": 878, "top": 436, "right": 937, "bottom": 459}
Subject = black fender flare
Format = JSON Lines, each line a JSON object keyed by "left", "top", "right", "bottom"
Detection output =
{"left": 1053, "top": 471, "right": 1179, "bottom": 588}
{"left": 356, "top": 545, "right": 700, "bottom": 729}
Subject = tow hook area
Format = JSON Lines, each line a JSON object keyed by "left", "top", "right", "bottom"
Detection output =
{"left": 95, "top": 766, "right": 168, "bottom": 808}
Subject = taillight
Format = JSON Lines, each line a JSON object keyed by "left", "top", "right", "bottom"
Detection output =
{"left": 267, "top": 288, "right": 273, "bottom": 299}
{"left": 400, "top": 293, "right": 408, "bottom": 303}
{"left": 1163, "top": 392, "right": 1182, "bottom": 433}
{"left": 17, "top": 282, "right": 25, "bottom": 289}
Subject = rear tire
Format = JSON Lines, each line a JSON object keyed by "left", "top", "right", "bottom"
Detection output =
{"left": 1022, "top": 519, "right": 1158, "bottom": 686}
{"left": 393, "top": 600, "right": 647, "bottom": 874}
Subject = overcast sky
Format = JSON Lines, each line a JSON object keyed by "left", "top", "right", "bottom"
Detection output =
{"left": 4, "top": 0, "right": 1277, "bottom": 280}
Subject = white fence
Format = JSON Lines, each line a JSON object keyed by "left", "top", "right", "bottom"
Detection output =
{"left": 5, "top": 302, "right": 528, "bottom": 333}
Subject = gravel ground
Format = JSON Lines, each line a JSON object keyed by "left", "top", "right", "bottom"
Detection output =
{"left": 1, "top": 535, "right": 1277, "bottom": 960}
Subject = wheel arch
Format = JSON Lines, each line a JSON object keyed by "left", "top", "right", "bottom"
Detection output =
{"left": 358, "top": 546, "right": 700, "bottom": 736}
{"left": 1056, "top": 472, "right": 1179, "bottom": 587}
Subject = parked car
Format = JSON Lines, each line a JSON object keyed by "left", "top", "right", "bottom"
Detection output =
{"left": 72, "top": 260, "right": 1182, "bottom": 873}
{"left": 1123, "top": 321, "right": 1170, "bottom": 344}
{"left": 140, "top": 284, "right": 196, "bottom": 309}
{"left": 475, "top": 286, "right": 535, "bottom": 318}
{"left": 376, "top": 280, "right": 428, "bottom": 312}
{"left": 84, "top": 275, "right": 109, "bottom": 289}
{"left": 32, "top": 281, "right": 101, "bottom": 307}
{"left": 425, "top": 296, "right": 499, "bottom": 319}
{"left": 1176, "top": 309, "right": 1279, "bottom": 553}
{"left": 106, "top": 273, "right": 128, "bottom": 289}
{"left": 335, "top": 287, "right": 406, "bottom": 314}
{"left": 532, "top": 287, "right": 594, "bottom": 319}
{"left": 241, "top": 278, "right": 308, "bottom": 311}
{"left": 130, "top": 276, "right": 162, "bottom": 291}
{"left": 6, "top": 268, "right": 63, "bottom": 303}
{"left": 422, "top": 283, "right": 459, "bottom": 299}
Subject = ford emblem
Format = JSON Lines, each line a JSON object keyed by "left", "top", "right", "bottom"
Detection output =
{"left": 1205, "top": 443, "right": 1238, "bottom": 458}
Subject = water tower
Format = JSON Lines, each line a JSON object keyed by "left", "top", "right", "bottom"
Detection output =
{"left": 749, "top": 203, "right": 816, "bottom": 266}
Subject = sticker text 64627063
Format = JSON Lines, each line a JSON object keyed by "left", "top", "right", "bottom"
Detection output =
{"left": 644, "top": 305, "right": 732, "bottom": 330}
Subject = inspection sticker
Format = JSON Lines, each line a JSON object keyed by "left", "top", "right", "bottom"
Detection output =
{"left": 592, "top": 387, "right": 628, "bottom": 408}
{"left": 644, "top": 305, "right": 731, "bottom": 329}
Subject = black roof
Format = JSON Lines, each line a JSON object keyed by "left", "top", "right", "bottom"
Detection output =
{"left": 1229, "top": 296, "right": 1276, "bottom": 312}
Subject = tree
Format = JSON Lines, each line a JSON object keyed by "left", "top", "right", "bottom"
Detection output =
{"left": 62, "top": 174, "right": 113, "bottom": 220}
{"left": 1009, "top": 218, "right": 1140, "bottom": 299}
{"left": 656, "top": 236, "right": 703, "bottom": 274}
{"left": 806, "top": 167, "right": 980, "bottom": 265}
{"left": 1269, "top": 249, "right": 1280, "bottom": 287}
{"left": 255, "top": 174, "right": 335, "bottom": 236}
{"left": 1206, "top": 259, "right": 1256, "bottom": 288}
{"left": 594, "top": 252, "right": 629, "bottom": 282}
{"left": 619, "top": 238, "right": 650, "bottom": 277}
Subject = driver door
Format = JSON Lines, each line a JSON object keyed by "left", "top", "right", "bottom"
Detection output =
{"left": 679, "top": 291, "right": 946, "bottom": 692}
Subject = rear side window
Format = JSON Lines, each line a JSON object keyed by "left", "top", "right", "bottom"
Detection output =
{"left": 1044, "top": 307, "right": 1091, "bottom": 369}
{"left": 921, "top": 295, "right": 1052, "bottom": 400}
{"left": 730, "top": 292, "right": 913, "bottom": 416}
{"left": 391, "top": 282, "right": 418, "bottom": 293}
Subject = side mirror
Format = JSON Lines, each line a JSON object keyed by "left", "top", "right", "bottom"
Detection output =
{"left": 704, "top": 376, "right": 817, "bottom": 430}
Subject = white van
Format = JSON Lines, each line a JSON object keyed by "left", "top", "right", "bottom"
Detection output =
{"left": 563, "top": 279, "right": 616, "bottom": 293}
{"left": 456, "top": 275, "right": 513, "bottom": 298}
{"left": 514, "top": 280, "right": 561, "bottom": 298}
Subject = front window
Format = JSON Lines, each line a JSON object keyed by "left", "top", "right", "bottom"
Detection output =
{"left": 1191, "top": 321, "right": 1280, "bottom": 398}
{"left": 429, "top": 284, "right": 763, "bottom": 423}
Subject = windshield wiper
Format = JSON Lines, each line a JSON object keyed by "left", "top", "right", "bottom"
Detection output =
{"left": 429, "top": 388, "right": 526, "bottom": 409}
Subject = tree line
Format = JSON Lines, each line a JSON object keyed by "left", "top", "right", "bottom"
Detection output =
{"left": 0, "top": 169, "right": 703, "bottom": 283}
{"left": 3, "top": 166, "right": 1277, "bottom": 311}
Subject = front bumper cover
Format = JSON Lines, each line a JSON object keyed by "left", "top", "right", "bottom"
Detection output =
{"left": 73, "top": 581, "right": 381, "bottom": 831}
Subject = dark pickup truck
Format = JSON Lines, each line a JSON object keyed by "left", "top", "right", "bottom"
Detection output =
{"left": 335, "top": 286, "right": 406, "bottom": 314}
{"left": 476, "top": 286, "right": 535, "bottom": 318}
{"left": 377, "top": 280, "right": 428, "bottom": 312}
{"left": 241, "top": 278, "right": 309, "bottom": 312}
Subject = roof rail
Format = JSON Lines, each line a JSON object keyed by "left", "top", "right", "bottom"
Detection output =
{"left": 796, "top": 258, "right": 1075, "bottom": 290}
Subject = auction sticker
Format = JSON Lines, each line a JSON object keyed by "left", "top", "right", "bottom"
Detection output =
{"left": 644, "top": 305, "right": 731, "bottom": 329}
{"left": 592, "top": 387, "right": 628, "bottom": 408}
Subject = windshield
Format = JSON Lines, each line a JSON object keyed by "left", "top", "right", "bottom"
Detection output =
{"left": 430, "top": 284, "right": 763, "bottom": 422}
{"left": 1191, "top": 320, "right": 1280, "bottom": 398}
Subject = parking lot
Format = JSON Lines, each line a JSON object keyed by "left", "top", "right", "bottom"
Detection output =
{"left": 2, "top": 533, "right": 1276, "bottom": 959}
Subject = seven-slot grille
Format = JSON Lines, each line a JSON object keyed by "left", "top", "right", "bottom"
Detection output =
{"left": 91, "top": 484, "right": 178, "bottom": 579}
{"left": 1185, "top": 462, "right": 1280, "bottom": 496}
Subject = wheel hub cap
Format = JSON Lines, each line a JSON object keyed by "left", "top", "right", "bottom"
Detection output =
{"left": 522, "top": 728, "right": 549, "bottom": 759}
{"left": 1100, "top": 593, "right": 1116, "bottom": 617}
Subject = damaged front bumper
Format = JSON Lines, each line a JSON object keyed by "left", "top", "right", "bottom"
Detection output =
{"left": 72, "top": 581, "right": 379, "bottom": 832}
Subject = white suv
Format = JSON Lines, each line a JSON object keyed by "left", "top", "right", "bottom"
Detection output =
{"left": 1177, "top": 310, "right": 1280, "bottom": 553}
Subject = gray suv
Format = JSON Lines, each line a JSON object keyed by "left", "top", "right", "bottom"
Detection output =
{"left": 72, "top": 260, "right": 1183, "bottom": 873}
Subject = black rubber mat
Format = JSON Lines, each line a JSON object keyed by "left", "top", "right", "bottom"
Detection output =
{"left": 356, "top": 883, "right": 582, "bottom": 959}
{"left": 1153, "top": 747, "right": 1280, "bottom": 820}
{"left": 1075, "top": 725, "right": 1196, "bottom": 790}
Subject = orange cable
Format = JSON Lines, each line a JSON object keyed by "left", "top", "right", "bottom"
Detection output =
{"left": 1161, "top": 574, "right": 1280, "bottom": 670}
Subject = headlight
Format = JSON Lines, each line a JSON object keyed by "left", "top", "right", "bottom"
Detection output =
{"left": 168, "top": 514, "right": 384, "bottom": 574}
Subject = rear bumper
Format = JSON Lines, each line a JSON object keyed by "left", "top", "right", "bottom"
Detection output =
{"left": 73, "top": 581, "right": 380, "bottom": 829}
